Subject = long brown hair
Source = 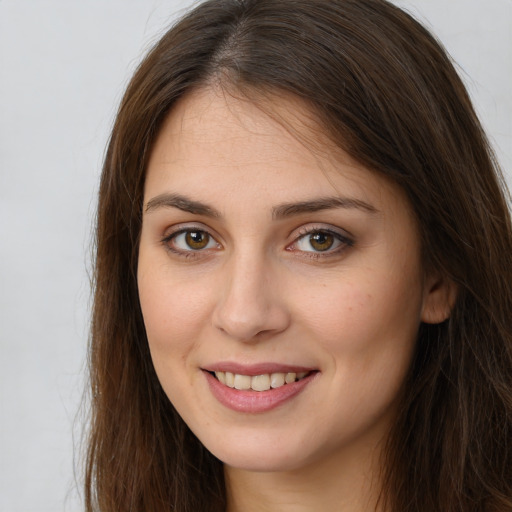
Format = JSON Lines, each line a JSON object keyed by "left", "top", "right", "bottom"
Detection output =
{"left": 85, "top": 1, "right": 512, "bottom": 510}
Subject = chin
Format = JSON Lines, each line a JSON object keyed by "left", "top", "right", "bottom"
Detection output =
{"left": 217, "top": 449, "right": 306, "bottom": 473}
{"left": 196, "top": 429, "right": 317, "bottom": 473}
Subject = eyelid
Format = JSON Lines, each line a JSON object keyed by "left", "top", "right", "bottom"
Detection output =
{"left": 291, "top": 223, "right": 354, "bottom": 242}
{"left": 161, "top": 220, "right": 222, "bottom": 238}
{"left": 287, "top": 224, "right": 354, "bottom": 255}
{"left": 161, "top": 223, "right": 222, "bottom": 256}
{"left": 159, "top": 222, "right": 354, "bottom": 259}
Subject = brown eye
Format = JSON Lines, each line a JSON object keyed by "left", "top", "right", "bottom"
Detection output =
{"left": 309, "top": 231, "right": 335, "bottom": 251}
{"left": 185, "top": 230, "right": 211, "bottom": 250}
{"left": 294, "top": 229, "right": 351, "bottom": 255}
{"left": 166, "top": 229, "right": 219, "bottom": 252}
{"left": 185, "top": 231, "right": 210, "bottom": 251}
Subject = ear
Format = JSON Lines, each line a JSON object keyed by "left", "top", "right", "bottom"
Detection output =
{"left": 421, "top": 273, "right": 457, "bottom": 324}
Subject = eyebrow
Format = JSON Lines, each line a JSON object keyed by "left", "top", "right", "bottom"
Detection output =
{"left": 145, "top": 193, "right": 221, "bottom": 217}
{"left": 144, "top": 193, "right": 378, "bottom": 218}
{"left": 272, "top": 197, "right": 378, "bottom": 219}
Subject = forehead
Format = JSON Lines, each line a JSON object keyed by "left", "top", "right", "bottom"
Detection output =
{"left": 144, "top": 86, "right": 408, "bottom": 218}
{"left": 150, "top": 87, "right": 335, "bottom": 170}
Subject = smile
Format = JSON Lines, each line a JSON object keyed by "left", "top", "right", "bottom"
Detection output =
{"left": 203, "top": 366, "right": 318, "bottom": 413}
{"left": 214, "top": 371, "right": 310, "bottom": 391}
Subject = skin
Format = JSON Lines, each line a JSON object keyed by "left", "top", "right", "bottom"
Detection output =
{"left": 137, "top": 87, "right": 453, "bottom": 512}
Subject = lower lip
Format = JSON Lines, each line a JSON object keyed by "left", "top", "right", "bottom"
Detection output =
{"left": 203, "top": 371, "right": 317, "bottom": 413}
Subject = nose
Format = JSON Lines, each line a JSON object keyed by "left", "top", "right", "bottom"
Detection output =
{"left": 212, "top": 252, "right": 290, "bottom": 342}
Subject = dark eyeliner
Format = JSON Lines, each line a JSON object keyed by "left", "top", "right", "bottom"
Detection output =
{"left": 160, "top": 226, "right": 218, "bottom": 258}
{"left": 290, "top": 226, "right": 355, "bottom": 259}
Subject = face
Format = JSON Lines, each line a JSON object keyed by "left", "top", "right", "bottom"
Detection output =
{"left": 138, "top": 87, "right": 441, "bottom": 473}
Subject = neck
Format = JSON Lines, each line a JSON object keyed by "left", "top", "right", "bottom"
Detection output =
{"left": 224, "top": 438, "right": 386, "bottom": 512}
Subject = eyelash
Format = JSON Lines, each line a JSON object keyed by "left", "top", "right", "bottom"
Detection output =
{"left": 160, "top": 225, "right": 354, "bottom": 260}
{"left": 161, "top": 225, "right": 220, "bottom": 259}
{"left": 290, "top": 226, "right": 354, "bottom": 259}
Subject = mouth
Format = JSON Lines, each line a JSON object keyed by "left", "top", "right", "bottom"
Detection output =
{"left": 202, "top": 363, "right": 318, "bottom": 412}
{"left": 210, "top": 370, "right": 312, "bottom": 392}
{"left": 204, "top": 369, "right": 317, "bottom": 413}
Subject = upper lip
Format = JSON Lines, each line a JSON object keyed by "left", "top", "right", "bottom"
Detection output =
{"left": 202, "top": 362, "right": 316, "bottom": 376}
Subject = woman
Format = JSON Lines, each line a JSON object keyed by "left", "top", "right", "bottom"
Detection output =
{"left": 85, "top": 0, "right": 512, "bottom": 510}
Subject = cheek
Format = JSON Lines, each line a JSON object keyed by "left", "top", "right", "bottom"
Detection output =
{"left": 137, "top": 267, "right": 215, "bottom": 414}
{"left": 294, "top": 267, "right": 423, "bottom": 358}
{"left": 296, "top": 272, "right": 421, "bottom": 429}
{"left": 137, "top": 262, "right": 214, "bottom": 361}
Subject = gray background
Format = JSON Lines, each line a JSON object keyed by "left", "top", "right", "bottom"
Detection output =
{"left": 1, "top": 1, "right": 510, "bottom": 510}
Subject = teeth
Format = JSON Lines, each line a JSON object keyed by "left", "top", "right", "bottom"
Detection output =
{"left": 270, "top": 372, "right": 285, "bottom": 388}
{"left": 214, "top": 371, "right": 309, "bottom": 391}
{"left": 234, "top": 374, "right": 251, "bottom": 390}
{"left": 285, "top": 372, "right": 296, "bottom": 384}
{"left": 225, "top": 372, "right": 234, "bottom": 388}
{"left": 251, "top": 374, "right": 271, "bottom": 391}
